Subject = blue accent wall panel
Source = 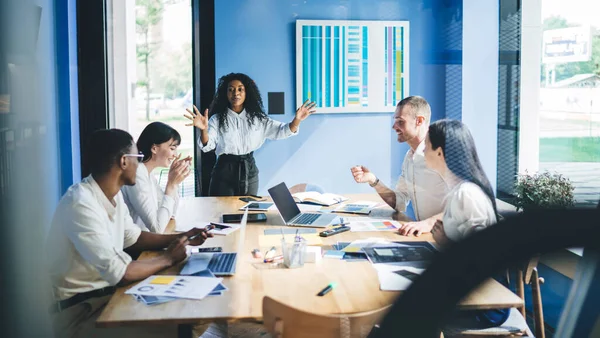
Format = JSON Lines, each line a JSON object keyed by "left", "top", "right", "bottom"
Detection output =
{"left": 215, "top": 0, "right": 461, "bottom": 194}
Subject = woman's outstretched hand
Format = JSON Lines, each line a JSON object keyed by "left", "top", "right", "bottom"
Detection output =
{"left": 295, "top": 100, "right": 317, "bottom": 121}
{"left": 184, "top": 105, "right": 209, "bottom": 130}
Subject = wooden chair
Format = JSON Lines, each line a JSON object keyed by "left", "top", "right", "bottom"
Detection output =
{"left": 514, "top": 256, "right": 545, "bottom": 338}
{"left": 262, "top": 296, "right": 390, "bottom": 338}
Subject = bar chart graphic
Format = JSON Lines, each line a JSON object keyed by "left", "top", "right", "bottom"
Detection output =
{"left": 296, "top": 20, "right": 409, "bottom": 114}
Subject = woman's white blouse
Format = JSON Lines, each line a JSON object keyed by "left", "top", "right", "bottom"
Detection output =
{"left": 121, "top": 164, "right": 178, "bottom": 233}
{"left": 442, "top": 181, "right": 497, "bottom": 242}
{"left": 199, "top": 108, "right": 297, "bottom": 156}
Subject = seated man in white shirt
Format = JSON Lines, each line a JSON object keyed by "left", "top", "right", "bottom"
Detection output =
{"left": 351, "top": 96, "right": 449, "bottom": 236}
{"left": 45, "top": 129, "right": 213, "bottom": 338}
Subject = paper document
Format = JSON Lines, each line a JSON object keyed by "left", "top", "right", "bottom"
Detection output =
{"left": 374, "top": 264, "right": 426, "bottom": 291}
{"left": 342, "top": 217, "right": 400, "bottom": 232}
{"left": 334, "top": 201, "right": 380, "bottom": 214}
{"left": 132, "top": 270, "right": 228, "bottom": 305}
{"left": 125, "top": 275, "right": 222, "bottom": 300}
{"left": 341, "top": 238, "right": 397, "bottom": 253}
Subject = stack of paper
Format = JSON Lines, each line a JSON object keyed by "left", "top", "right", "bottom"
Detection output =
{"left": 126, "top": 271, "right": 227, "bottom": 305}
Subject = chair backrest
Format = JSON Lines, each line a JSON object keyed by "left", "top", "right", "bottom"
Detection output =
{"left": 157, "top": 168, "right": 196, "bottom": 197}
{"left": 262, "top": 296, "right": 390, "bottom": 338}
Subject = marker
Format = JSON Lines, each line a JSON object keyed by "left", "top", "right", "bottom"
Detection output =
{"left": 317, "top": 282, "right": 337, "bottom": 296}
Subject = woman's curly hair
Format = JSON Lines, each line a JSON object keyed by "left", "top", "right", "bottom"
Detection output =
{"left": 209, "top": 73, "right": 268, "bottom": 132}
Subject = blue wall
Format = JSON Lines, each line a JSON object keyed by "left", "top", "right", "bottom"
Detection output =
{"left": 215, "top": 0, "right": 462, "bottom": 195}
{"left": 54, "top": 0, "right": 81, "bottom": 194}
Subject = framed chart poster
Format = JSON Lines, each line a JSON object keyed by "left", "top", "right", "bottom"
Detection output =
{"left": 296, "top": 20, "right": 410, "bottom": 114}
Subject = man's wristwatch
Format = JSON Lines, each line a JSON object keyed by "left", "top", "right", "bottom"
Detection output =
{"left": 369, "top": 177, "right": 380, "bottom": 187}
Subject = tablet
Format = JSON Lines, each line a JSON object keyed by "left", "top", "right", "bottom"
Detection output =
{"left": 239, "top": 201, "right": 274, "bottom": 211}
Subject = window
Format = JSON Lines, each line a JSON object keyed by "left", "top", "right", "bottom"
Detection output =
{"left": 106, "top": 0, "right": 195, "bottom": 196}
{"left": 538, "top": 0, "right": 600, "bottom": 207}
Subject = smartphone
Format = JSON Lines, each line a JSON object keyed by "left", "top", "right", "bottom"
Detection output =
{"left": 196, "top": 247, "right": 223, "bottom": 253}
{"left": 222, "top": 213, "right": 267, "bottom": 223}
{"left": 239, "top": 196, "right": 265, "bottom": 203}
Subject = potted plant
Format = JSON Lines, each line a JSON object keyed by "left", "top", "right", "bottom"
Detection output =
{"left": 513, "top": 170, "right": 575, "bottom": 211}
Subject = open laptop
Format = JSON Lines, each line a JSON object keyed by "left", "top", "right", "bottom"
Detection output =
{"left": 268, "top": 182, "right": 337, "bottom": 228}
{"left": 180, "top": 208, "right": 247, "bottom": 276}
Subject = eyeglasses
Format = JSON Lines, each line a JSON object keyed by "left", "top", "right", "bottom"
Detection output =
{"left": 123, "top": 153, "right": 144, "bottom": 163}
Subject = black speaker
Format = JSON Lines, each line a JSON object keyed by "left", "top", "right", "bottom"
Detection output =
{"left": 268, "top": 92, "right": 284, "bottom": 115}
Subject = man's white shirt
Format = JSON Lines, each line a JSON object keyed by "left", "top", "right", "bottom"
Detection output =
{"left": 45, "top": 175, "right": 141, "bottom": 301}
{"left": 394, "top": 140, "right": 449, "bottom": 220}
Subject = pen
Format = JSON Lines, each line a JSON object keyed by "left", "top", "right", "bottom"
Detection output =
{"left": 317, "top": 282, "right": 337, "bottom": 296}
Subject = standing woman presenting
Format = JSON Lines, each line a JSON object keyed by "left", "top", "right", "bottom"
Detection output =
{"left": 184, "top": 73, "right": 316, "bottom": 196}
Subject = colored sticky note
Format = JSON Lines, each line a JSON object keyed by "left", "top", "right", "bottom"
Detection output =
{"left": 150, "top": 276, "right": 176, "bottom": 285}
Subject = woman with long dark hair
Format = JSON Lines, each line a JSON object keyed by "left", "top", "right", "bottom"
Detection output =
{"left": 122, "top": 122, "right": 191, "bottom": 233}
{"left": 424, "top": 119, "right": 498, "bottom": 245}
{"left": 184, "top": 73, "right": 315, "bottom": 196}
{"left": 424, "top": 119, "right": 509, "bottom": 329}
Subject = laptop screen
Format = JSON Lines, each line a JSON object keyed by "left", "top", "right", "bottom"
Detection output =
{"left": 267, "top": 182, "right": 301, "bottom": 223}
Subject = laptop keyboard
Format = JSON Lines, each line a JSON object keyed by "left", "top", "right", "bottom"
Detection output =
{"left": 292, "top": 213, "right": 320, "bottom": 225}
{"left": 208, "top": 253, "right": 237, "bottom": 274}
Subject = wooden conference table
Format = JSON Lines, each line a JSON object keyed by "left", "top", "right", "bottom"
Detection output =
{"left": 97, "top": 194, "right": 523, "bottom": 336}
